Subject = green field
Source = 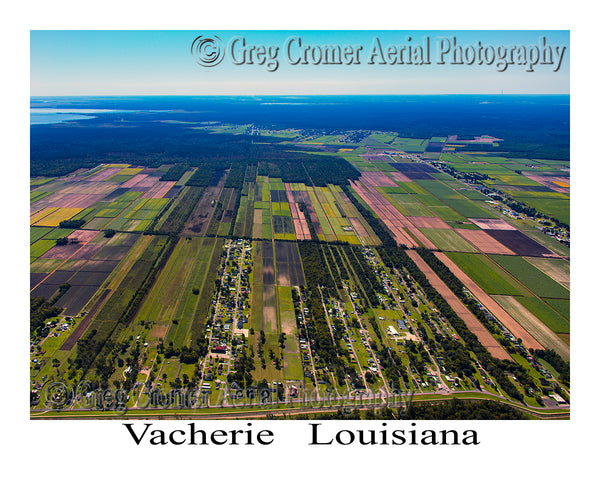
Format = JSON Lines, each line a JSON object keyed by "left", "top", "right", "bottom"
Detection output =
{"left": 30, "top": 239, "right": 57, "bottom": 259}
{"left": 419, "top": 228, "right": 478, "bottom": 252}
{"left": 391, "top": 137, "right": 428, "bottom": 152}
{"left": 516, "top": 296, "right": 570, "bottom": 334}
{"left": 30, "top": 227, "right": 54, "bottom": 244}
{"left": 445, "top": 252, "right": 528, "bottom": 296}
{"left": 510, "top": 195, "right": 570, "bottom": 225}
{"left": 489, "top": 254, "right": 570, "bottom": 299}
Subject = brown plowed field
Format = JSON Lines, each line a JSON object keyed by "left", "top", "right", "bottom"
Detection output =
{"left": 182, "top": 180, "right": 226, "bottom": 236}
{"left": 433, "top": 251, "right": 543, "bottom": 350}
{"left": 406, "top": 250, "right": 511, "bottom": 360}
{"left": 455, "top": 228, "right": 516, "bottom": 255}
{"left": 407, "top": 216, "right": 451, "bottom": 229}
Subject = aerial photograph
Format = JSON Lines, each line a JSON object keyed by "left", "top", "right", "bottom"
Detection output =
{"left": 29, "top": 30, "right": 571, "bottom": 422}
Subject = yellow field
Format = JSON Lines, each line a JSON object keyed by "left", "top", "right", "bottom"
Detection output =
{"left": 30, "top": 207, "right": 59, "bottom": 225}
{"left": 33, "top": 207, "right": 84, "bottom": 227}
{"left": 552, "top": 180, "right": 570, "bottom": 188}
{"left": 103, "top": 163, "right": 131, "bottom": 168}
{"left": 119, "top": 167, "right": 144, "bottom": 175}
{"left": 322, "top": 203, "right": 336, "bottom": 218}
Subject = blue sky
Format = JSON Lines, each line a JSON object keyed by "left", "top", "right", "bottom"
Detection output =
{"left": 31, "top": 30, "right": 569, "bottom": 95}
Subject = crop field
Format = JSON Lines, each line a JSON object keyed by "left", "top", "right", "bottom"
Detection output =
{"left": 419, "top": 228, "right": 479, "bottom": 252}
{"left": 523, "top": 257, "right": 570, "bottom": 288}
{"left": 135, "top": 237, "right": 208, "bottom": 347}
{"left": 443, "top": 153, "right": 571, "bottom": 226}
{"left": 489, "top": 254, "right": 570, "bottom": 299}
{"left": 484, "top": 229, "right": 555, "bottom": 257}
{"left": 510, "top": 195, "right": 570, "bottom": 225}
{"left": 31, "top": 121, "right": 570, "bottom": 419}
{"left": 445, "top": 252, "right": 528, "bottom": 296}
{"left": 390, "top": 137, "right": 429, "bottom": 152}
{"left": 454, "top": 228, "right": 515, "bottom": 255}
{"left": 515, "top": 296, "right": 570, "bottom": 335}
{"left": 492, "top": 295, "right": 569, "bottom": 359}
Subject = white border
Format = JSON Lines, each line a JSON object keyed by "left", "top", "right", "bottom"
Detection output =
{"left": 6, "top": 1, "right": 598, "bottom": 478}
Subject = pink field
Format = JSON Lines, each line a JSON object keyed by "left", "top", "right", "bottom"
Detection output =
{"left": 348, "top": 218, "right": 368, "bottom": 239}
{"left": 135, "top": 175, "right": 160, "bottom": 188}
{"left": 68, "top": 230, "right": 100, "bottom": 243}
{"left": 142, "top": 181, "right": 176, "bottom": 199}
{"left": 455, "top": 229, "right": 515, "bottom": 255}
{"left": 358, "top": 171, "right": 398, "bottom": 188}
{"left": 350, "top": 179, "right": 418, "bottom": 247}
{"left": 87, "top": 167, "right": 123, "bottom": 182}
{"left": 63, "top": 182, "right": 118, "bottom": 195}
{"left": 285, "top": 184, "right": 311, "bottom": 240}
{"left": 33, "top": 192, "right": 108, "bottom": 210}
{"left": 468, "top": 218, "right": 516, "bottom": 230}
{"left": 407, "top": 216, "right": 451, "bottom": 229}
{"left": 41, "top": 243, "right": 84, "bottom": 259}
{"left": 292, "top": 190, "right": 323, "bottom": 236}
{"left": 121, "top": 174, "right": 149, "bottom": 189}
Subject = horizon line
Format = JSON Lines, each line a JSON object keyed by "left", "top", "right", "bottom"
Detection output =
{"left": 31, "top": 93, "right": 570, "bottom": 98}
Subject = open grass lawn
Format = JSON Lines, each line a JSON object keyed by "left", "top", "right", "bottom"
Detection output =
{"left": 283, "top": 353, "right": 304, "bottom": 380}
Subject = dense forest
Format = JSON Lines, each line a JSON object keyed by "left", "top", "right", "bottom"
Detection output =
{"left": 31, "top": 95, "right": 569, "bottom": 177}
{"left": 30, "top": 119, "right": 360, "bottom": 183}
